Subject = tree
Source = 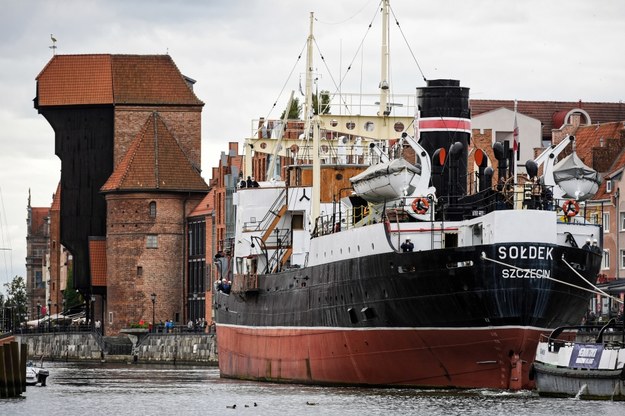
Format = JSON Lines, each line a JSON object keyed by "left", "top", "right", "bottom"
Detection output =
{"left": 312, "top": 90, "right": 331, "bottom": 115}
{"left": 4, "top": 275, "right": 27, "bottom": 327}
{"left": 280, "top": 97, "right": 301, "bottom": 120}
{"left": 63, "top": 265, "right": 82, "bottom": 312}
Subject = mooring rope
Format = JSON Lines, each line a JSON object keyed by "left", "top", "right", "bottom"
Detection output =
{"left": 561, "top": 254, "right": 623, "bottom": 305}
{"left": 480, "top": 252, "right": 622, "bottom": 304}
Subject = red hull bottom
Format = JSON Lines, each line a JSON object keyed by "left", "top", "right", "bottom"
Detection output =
{"left": 216, "top": 325, "right": 542, "bottom": 390}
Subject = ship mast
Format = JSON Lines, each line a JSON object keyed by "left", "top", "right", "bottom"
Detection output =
{"left": 378, "top": 0, "right": 390, "bottom": 117}
{"left": 306, "top": 12, "right": 322, "bottom": 225}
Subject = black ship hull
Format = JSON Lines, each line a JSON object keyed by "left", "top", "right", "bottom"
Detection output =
{"left": 214, "top": 242, "right": 602, "bottom": 389}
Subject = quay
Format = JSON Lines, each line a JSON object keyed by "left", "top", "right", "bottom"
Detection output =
{"left": 13, "top": 327, "right": 218, "bottom": 365}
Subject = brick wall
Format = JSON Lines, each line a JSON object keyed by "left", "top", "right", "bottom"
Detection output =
{"left": 105, "top": 192, "right": 203, "bottom": 335}
{"left": 114, "top": 106, "right": 202, "bottom": 169}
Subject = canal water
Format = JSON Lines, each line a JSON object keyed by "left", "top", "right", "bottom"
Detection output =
{"left": 1, "top": 362, "right": 623, "bottom": 415}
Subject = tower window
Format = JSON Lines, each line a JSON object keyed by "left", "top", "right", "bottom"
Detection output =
{"left": 147, "top": 235, "right": 158, "bottom": 249}
{"left": 149, "top": 201, "right": 157, "bottom": 218}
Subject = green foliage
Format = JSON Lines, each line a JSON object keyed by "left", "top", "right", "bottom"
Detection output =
{"left": 280, "top": 97, "right": 301, "bottom": 120}
{"left": 312, "top": 90, "right": 331, "bottom": 115}
{"left": 3, "top": 275, "right": 27, "bottom": 322}
{"left": 63, "top": 264, "right": 82, "bottom": 310}
{"left": 278, "top": 91, "right": 331, "bottom": 120}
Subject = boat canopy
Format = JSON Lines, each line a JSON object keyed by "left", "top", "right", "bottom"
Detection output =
{"left": 552, "top": 152, "right": 601, "bottom": 200}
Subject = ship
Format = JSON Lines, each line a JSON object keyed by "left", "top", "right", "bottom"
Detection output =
{"left": 212, "top": 0, "right": 603, "bottom": 389}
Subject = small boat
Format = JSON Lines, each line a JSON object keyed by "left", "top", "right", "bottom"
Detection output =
{"left": 26, "top": 361, "right": 50, "bottom": 387}
{"left": 532, "top": 319, "right": 625, "bottom": 400}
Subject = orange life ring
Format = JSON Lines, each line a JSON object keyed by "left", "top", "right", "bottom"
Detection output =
{"left": 411, "top": 197, "right": 430, "bottom": 215}
{"left": 562, "top": 199, "right": 580, "bottom": 217}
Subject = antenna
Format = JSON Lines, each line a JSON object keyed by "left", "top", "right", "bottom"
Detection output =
{"left": 50, "top": 34, "right": 57, "bottom": 55}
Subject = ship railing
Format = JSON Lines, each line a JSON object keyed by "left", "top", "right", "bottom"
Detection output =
{"left": 323, "top": 92, "right": 417, "bottom": 117}
{"left": 265, "top": 227, "right": 292, "bottom": 273}
{"left": 540, "top": 319, "right": 625, "bottom": 350}
{"left": 469, "top": 180, "right": 606, "bottom": 226}
{"left": 313, "top": 205, "right": 376, "bottom": 237}
{"left": 253, "top": 188, "right": 287, "bottom": 233}
{"left": 248, "top": 117, "right": 386, "bottom": 166}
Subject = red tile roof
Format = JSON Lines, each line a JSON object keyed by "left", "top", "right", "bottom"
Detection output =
{"left": 471, "top": 100, "right": 625, "bottom": 139}
{"left": 101, "top": 112, "right": 209, "bottom": 193}
{"left": 89, "top": 237, "right": 107, "bottom": 287}
{"left": 572, "top": 122, "right": 625, "bottom": 201}
{"left": 36, "top": 54, "right": 203, "bottom": 107}
{"left": 572, "top": 122, "right": 625, "bottom": 168}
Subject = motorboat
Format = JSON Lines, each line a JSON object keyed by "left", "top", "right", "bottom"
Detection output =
{"left": 532, "top": 319, "right": 625, "bottom": 400}
{"left": 26, "top": 361, "right": 50, "bottom": 387}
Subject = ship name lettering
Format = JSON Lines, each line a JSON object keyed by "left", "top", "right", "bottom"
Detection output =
{"left": 497, "top": 246, "right": 553, "bottom": 260}
{"left": 501, "top": 268, "right": 551, "bottom": 279}
{"left": 578, "top": 347, "right": 597, "bottom": 358}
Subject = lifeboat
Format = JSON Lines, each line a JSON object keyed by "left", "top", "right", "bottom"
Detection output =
{"left": 349, "top": 158, "right": 420, "bottom": 203}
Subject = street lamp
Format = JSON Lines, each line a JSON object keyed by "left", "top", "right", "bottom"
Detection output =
{"left": 150, "top": 293, "right": 157, "bottom": 333}
{"left": 90, "top": 294, "right": 96, "bottom": 330}
{"left": 47, "top": 299, "right": 51, "bottom": 332}
{"left": 37, "top": 302, "right": 41, "bottom": 332}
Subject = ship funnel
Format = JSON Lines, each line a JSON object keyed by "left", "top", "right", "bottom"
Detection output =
{"left": 417, "top": 79, "right": 470, "bottom": 201}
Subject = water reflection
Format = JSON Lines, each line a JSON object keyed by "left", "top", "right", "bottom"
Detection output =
{"left": 1, "top": 362, "right": 624, "bottom": 416}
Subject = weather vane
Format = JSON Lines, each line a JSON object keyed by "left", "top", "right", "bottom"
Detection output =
{"left": 50, "top": 34, "right": 57, "bottom": 55}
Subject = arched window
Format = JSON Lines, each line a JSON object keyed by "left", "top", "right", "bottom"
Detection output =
{"left": 149, "top": 201, "right": 156, "bottom": 218}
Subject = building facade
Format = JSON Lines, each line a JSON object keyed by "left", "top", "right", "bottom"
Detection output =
{"left": 35, "top": 54, "right": 207, "bottom": 335}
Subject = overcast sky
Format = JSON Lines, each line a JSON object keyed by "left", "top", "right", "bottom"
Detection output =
{"left": 1, "top": 0, "right": 624, "bottom": 293}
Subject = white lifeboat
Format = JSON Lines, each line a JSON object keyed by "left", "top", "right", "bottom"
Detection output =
{"left": 350, "top": 158, "right": 420, "bottom": 203}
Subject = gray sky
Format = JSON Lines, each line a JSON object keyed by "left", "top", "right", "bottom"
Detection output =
{"left": 1, "top": 0, "right": 624, "bottom": 292}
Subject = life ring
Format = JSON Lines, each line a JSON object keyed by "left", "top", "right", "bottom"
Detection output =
{"left": 411, "top": 197, "right": 430, "bottom": 215}
{"left": 562, "top": 199, "right": 580, "bottom": 217}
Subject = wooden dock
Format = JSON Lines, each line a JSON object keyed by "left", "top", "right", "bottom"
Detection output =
{"left": 0, "top": 334, "right": 27, "bottom": 398}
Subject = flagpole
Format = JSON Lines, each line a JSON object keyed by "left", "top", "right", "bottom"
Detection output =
{"left": 513, "top": 100, "right": 519, "bottom": 207}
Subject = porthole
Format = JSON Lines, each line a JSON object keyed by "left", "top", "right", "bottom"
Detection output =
{"left": 331, "top": 119, "right": 338, "bottom": 127}
{"left": 346, "top": 121, "right": 356, "bottom": 130}
{"left": 394, "top": 122, "right": 405, "bottom": 132}
{"left": 364, "top": 121, "right": 375, "bottom": 132}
